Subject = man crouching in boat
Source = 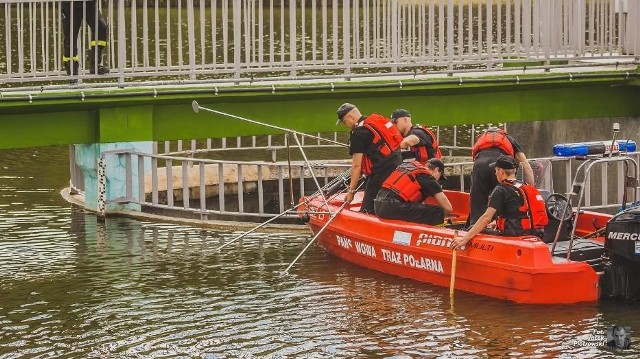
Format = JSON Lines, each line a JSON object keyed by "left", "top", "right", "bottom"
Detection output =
{"left": 374, "top": 158, "right": 453, "bottom": 225}
{"left": 336, "top": 103, "right": 403, "bottom": 214}
{"left": 453, "top": 155, "right": 548, "bottom": 250}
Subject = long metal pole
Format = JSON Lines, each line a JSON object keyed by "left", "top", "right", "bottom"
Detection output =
{"left": 192, "top": 101, "right": 348, "bottom": 148}
{"left": 281, "top": 180, "right": 365, "bottom": 274}
{"left": 215, "top": 202, "right": 305, "bottom": 252}
{"left": 281, "top": 201, "right": 348, "bottom": 275}
{"left": 285, "top": 133, "right": 295, "bottom": 209}
{"left": 291, "top": 132, "right": 331, "bottom": 213}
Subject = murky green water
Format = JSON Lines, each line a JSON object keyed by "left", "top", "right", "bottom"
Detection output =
{"left": 1, "top": 145, "right": 639, "bottom": 358}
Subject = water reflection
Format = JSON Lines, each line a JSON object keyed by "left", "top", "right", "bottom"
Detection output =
{"left": 301, "top": 259, "right": 627, "bottom": 357}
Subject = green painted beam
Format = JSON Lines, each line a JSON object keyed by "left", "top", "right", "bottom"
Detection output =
{"left": 0, "top": 110, "right": 96, "bottom": 149}
{"left": 0, "top": 72, "right": 639, "bottom": 149}
{"left": 98, "top": 106, "right": 154, "bottom": 142}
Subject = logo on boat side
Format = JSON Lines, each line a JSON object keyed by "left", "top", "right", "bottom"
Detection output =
{"left": 306, "top": 205, "right": 321, "bottom": 220}
{"left": 416, "top": 233, "right": 453, "bottom": 248}
{"left": 336, "top": 235, "right": 352, "bottom": 249}
{"left": 416, "top": 233, "right": 494, "bottom": 251}
{"left": 607, "top": 232, "right": 640, "bottom": 241}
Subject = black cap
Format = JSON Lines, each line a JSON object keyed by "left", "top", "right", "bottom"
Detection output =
{"left": 336, "top": 103, "right": 355, "bottom": 125}
{"left": 489, "top": 155, "right": 518, "bottom": 170}
{"left": 427, "top": 158, "right": 447, "bottom": 180}
{"left": 390, "top": 108, "right": 411, "bottom": 123}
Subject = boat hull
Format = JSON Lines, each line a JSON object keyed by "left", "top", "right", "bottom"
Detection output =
{"left": 300, "top": 192, "right": 602, "bottom": 304}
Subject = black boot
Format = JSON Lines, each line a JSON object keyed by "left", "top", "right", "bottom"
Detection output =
{"left": 64, "top": 61, "right": 79, "bottom": 84}
{"left": 87, "top": 46, "right": 109, "bottom": 75}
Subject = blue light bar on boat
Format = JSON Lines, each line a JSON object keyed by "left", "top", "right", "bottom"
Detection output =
{"left": 553, "top": 140, "right": 637, "bottom": 157}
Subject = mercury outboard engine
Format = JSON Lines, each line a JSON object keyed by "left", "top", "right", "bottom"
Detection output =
{"left": 600, "top": 207, "right": 640, "bottom": 301}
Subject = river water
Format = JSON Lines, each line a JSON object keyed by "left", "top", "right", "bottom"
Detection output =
{"left": 1, "top": 145, "right": 639, "bottom": 358}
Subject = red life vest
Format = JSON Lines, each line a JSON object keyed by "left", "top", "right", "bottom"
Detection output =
{"left": 471, "top": 128, "right": 515, "bottom": 159}
{"left": 495, "top": 180, "right": 549, "bottom": 234}
{"left": 410, "top": 125, "right": 443, "bottom": 164}
{"left": 381, "top": 160, "right": 431, "bottom": 202}
{"left": 359, "top": 114, "right": 403, "bottom": 175}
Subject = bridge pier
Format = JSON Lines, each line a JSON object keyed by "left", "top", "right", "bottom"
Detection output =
{"left": 74, "top": 141, "right": 152, "bottom": 214}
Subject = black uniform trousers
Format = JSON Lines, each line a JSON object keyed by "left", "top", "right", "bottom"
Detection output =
{"left": 468, "top": 148, "right": 503, "bottom": 226}
{"left": 61, "top": 1, "right": 108, "bottom": 59}
{"left": 359, "top": 152, "right": 402, "bottom": 214}
{"left": 374, "top": 188, "right": 445, "bottom": 225}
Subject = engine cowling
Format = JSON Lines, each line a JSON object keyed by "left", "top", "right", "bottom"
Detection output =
{"left": 600, "top": 207, "right": 640, "bottom": 300}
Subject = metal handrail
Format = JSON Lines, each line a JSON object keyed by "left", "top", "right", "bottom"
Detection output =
{"left": 2, "top": 0, "right": 639, "bottom": 89}
{"left": 81, "top": 145, "right": 640, "bottom": 222}
{"left": 98, "top": 149, "right": 350, "bottom": 220}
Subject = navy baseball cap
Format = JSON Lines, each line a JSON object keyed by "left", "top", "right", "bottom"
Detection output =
{"left": 390, "top": 108, "right": 411, "bottom": 123}
{"left": 489, "top": 155, "right": 518, "bottom": 170}
{"left": 336, "top": 103, "right": 355, "bottom": 125}
{"left": 427, "top": 158, "right": 447, "bottom": 180}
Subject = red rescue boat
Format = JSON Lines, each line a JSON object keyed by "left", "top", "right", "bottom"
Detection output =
{"left": 298, "top": 190, "right": 611, "bottom": 304}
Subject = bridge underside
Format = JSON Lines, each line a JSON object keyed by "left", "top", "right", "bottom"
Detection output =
{"left": 1, "top": 71, "right": 639, "bottom": 150}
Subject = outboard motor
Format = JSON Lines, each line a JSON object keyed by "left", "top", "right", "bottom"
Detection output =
{"left": 600, "top": 207, "right": 640, "bottom": 301}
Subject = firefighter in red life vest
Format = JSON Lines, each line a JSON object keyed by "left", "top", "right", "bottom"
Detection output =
{"left": 468, "top": 127, "right": 534, "bottom": 226}
{"left": 390, "top": 109, "right": 442, "bottom": 165}
{"left": 374, "top": 158, "right": 453, "bottom": 225}
{"left": 336, "top": 103, "right": 403, "bottom": 214}
{"left": 453, "top": 155, "right": 548, "bottom": 250}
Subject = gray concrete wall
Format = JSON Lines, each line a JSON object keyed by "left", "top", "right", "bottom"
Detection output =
{"left": 510, "top": 117, "right": 640, "bottom": 206}
{"left": 509, "top": 117, "right": 640, "bottom": 158}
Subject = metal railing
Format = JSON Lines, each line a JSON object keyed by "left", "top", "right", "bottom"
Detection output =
{"left": 68, "top": 127, "right": 484, "bottom": 220}
{"left": 69, "top": 138, "right": 640, "bottom": 221}
{"left": 102, "top": 150, "right": 351, "bottom": 220}
{"left": 2, "top": 0, "right": 639, "bottom": 88}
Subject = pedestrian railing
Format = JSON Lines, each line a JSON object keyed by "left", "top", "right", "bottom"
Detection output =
{"left": 3, "top": 0, "right": 639, "bottom": 89}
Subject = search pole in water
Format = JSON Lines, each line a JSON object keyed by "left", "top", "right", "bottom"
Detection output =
{"left": 281, "top": 201, "right": 349, "bottom": 275}
{"left": 281, "top": 181, "right": 365, "bottom": 275}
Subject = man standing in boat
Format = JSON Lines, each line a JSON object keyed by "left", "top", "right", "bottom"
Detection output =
{"left": 336, "top": 103, "right": 403, "bottom": 214}
{"left": 468, "top": 127, "right": 534, "bottom": 226}
{"left": 389, "top": 108, "right": 442, "bottom": 164}
{"left": 453, "top": 155, "right": 547, "bottom": 250}
{"left": 374, "top": 158, "right": 453, "bottom": 225}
